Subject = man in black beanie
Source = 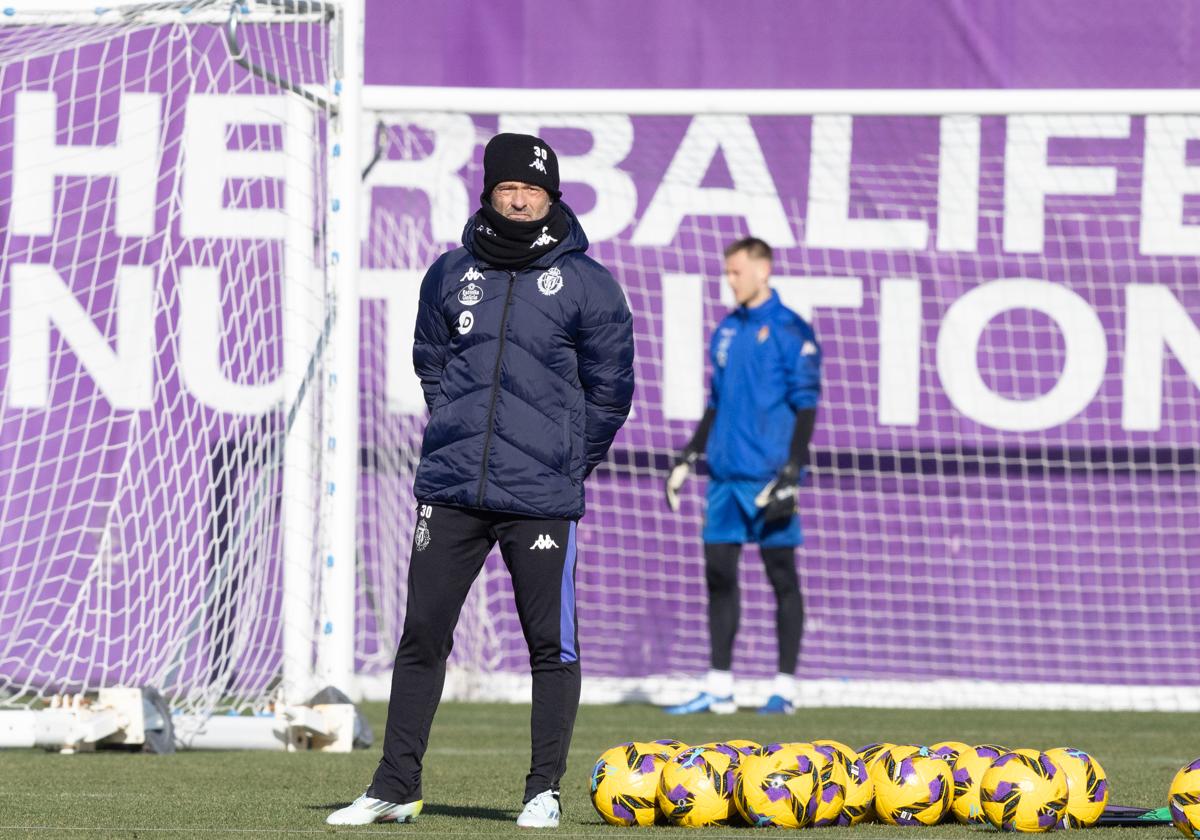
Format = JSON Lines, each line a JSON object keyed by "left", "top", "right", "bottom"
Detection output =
{"left": 328, "top": 134, "right": 635, "bottom": 828}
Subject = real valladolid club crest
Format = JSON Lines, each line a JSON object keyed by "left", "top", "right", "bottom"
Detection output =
{"left": 457, "top": 282, "right": 482, "bottom": 305}
{"left": 414, "top": 518, "right": 431, "bottom": 551}
{"left": 537, "top": 267, "right": 564, "bottom": 296}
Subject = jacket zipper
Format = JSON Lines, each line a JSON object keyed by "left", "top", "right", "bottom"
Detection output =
{"left": 477, "top": 270, "right": 517, "bottom": 506}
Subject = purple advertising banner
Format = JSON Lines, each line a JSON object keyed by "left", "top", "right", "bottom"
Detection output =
{"left": 364, "top": 0, "right": 1200, "bottom": 90}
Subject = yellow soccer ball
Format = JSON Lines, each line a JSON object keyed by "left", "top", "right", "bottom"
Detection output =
{"left": 980, "top": 749, "right": 1069, "bottom": 832}
{"left": 951, "top": 744, "right": 1009, "bottom": 824}
{"left": 589, "top": 741, "right": 674, "bottom": 826}
{"left": 657, "top": 744, "right": 741, "bottom": 827}
{"left": 1045, "top": 747, "right": 1110, "bottom": 828}
{"left": 782, "top": 742, "right": 847, "bottom": 826}
{"left": 1169, "top": 758, "right": 1200, "bottom": 839}
{"left": 871, "top": 746, "right": 954, "bottom": 825}
{"left": 814, "top": 739, "right": 875, "bottom": 825}
{"left": 733, "top": 742, "right": 820, "bottom": 828}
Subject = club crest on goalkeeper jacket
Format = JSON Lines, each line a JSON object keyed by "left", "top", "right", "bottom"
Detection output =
{"left": 412, "top": 201, "right": 634, "bottom": 519}
{"left": 705, "top": 289, "right": 821, "bottom": 482}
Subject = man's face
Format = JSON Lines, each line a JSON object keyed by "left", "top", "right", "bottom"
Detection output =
{"left": 490, "top": 181, "right": 551, "bottom": 222}
{"left": 724, "top": 249, "right": 771, "bottom": 307}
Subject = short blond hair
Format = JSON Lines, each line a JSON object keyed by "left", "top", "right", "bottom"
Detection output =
{"left": 723, "top": 237, "right": 773, "bottom": 263}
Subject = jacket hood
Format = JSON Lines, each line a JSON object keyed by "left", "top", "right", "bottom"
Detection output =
{"left": 461, "top": 200, "right": 590, "bottom": 269}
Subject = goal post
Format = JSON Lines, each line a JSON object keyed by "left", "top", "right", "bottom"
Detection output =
{"left": 353, "top": 86, "right": 1200, "bottom": 712}
{"left": 0, "top": 0, "right": 365, "bottom": 749}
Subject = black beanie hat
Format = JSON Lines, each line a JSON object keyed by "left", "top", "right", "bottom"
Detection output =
{"left": 480, "top": 132, "right": 561, "bottom": 203}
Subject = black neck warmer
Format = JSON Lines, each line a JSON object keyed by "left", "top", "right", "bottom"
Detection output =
{"left": 472, "top": 202, "right": 570, "bottom": 269}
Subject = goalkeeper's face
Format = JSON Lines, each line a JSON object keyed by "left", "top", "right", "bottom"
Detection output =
{"left": 725, "top": 250, "right": 772, "bottom": 307}
{"left": 490, "top": 181, "right": 552, "bottom": 222}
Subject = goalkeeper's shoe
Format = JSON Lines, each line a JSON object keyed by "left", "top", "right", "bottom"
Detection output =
{"left": 517, "top": 789, "right": 561, "bottom": 828}
{"left": 757, "top": 694, "right": 795, "bottom": 715}
{"left": 326, "top": 794, "right": 422, "bottom": 825}
{"left": 664, "top": 691, "right": 737, "bottom": 715}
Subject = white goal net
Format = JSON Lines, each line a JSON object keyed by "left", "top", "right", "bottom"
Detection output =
{"left": 0, "top": 1, "right": 346, "bottom": 741}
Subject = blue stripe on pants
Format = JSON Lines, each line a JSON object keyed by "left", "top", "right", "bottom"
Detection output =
{"left": 559, "top": 521, "right": 578, "bottom": 663}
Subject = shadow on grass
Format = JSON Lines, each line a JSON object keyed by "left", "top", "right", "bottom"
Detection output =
{"left": 310, "top": 803, "right": 514, "bottom": 822}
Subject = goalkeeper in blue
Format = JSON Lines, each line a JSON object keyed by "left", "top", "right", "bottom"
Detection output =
{"left": 663, "top": 237, "right": 821, "bottom": 716}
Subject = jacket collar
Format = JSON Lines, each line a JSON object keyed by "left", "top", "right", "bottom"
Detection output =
{"left": 737, "top": 288, "right": 782, "bottom": 322}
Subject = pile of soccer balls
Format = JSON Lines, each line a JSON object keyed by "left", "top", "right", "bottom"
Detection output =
{"left": 589, "top": 739, "right": 1116, "bottom": 831}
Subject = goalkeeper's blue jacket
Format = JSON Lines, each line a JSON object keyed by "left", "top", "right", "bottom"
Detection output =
{"left": 411, "top": 202, "right": 634, "bottom": 520}
{"left": 706, "top": 289, "right": 822, "bottom": 482}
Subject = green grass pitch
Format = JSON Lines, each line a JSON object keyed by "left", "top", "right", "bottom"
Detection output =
{"left": 0, "top": 701, "right": 1190, "bottom": 838}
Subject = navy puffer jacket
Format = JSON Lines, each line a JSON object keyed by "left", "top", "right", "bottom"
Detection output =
{"left": 412, "top": 202, "right": 634, "bottom": 520}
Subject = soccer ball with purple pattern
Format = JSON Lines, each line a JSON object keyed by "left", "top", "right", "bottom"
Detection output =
{"left": 871, "top": 747, "right": 954, "bottom": 825}
{"left": 780, "top": 742, "right": 848, "bottom": 826}
{"left": 656, "top": 744, "right": 743, "bottom": 827}
{"left": 589, "top": 741, "right": 674, "bottom": 826}
{"left": 1045, "top": 747, "right": 1109, "bottom": 828}
{"left": 1169, "top": 757, "right": 1200, "bottom": 839}
{"left": 980, "top": 749, "right": 1069, "bottom": 832}
{"left": 815, "top": 739, "right": 875, "bottom": 825}
{"left": 951, "top": 743, "right": 1010, "bottom": 824}
{"left": 733, "top": 742, "right": 820, "bottom": 828}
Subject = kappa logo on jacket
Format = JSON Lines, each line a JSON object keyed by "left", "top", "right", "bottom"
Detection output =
{"left": 529, "top": 534, "right": 559, "bottom": 550}
{"left": 537, "top": 267, "right": 564, "bottom": 296}
{"left": 460, "top": 266, "right": 485, "bottom": 283}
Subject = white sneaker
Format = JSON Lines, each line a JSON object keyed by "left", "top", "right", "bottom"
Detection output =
{"left": 326, "top": 794, "right": 423, "bottom": 825}
{"left": 516, "top": 789, "right": 561, "bottom": 828}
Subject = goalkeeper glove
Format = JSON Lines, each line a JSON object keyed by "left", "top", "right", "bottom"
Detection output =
{"left": 665, "top": 449, "right": 699, "bottom": 512}
{"left": 754, "top": 463, "right": 807, "bottom": 524}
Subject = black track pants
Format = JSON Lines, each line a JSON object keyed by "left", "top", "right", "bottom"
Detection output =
{"left": 367, "top": 504, "right": 581, "bottom": 805}
{"left": 704, "top": 542, "right": 804, "bottom": 674}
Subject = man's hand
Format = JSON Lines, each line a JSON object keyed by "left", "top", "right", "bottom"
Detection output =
{"left": 665, "top": 450, "right": 699, "bottom": 512}
{"left": 754, "top": 463, "right": 807, "bottom": 523}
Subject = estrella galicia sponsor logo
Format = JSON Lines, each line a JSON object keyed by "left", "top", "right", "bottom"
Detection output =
{"left": 537, "top": 267, "right": 564, "bottom": 296}
{"left": 456, "top": 310, "right": 474, "bottom": 335}
{"left": 457, "top": 282, "right": 482, "bottom": 305}
{"left": 460, "top": 266, "right": 485, "bottom": 283}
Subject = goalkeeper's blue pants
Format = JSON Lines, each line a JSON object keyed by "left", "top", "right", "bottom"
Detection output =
{"left": 702, "top": 479, "right": 803, "bottom": 547}
{"left": 367, "top": 503, "right": 580, "bottom": 806}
